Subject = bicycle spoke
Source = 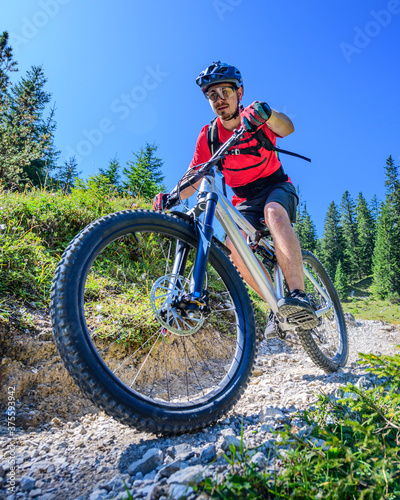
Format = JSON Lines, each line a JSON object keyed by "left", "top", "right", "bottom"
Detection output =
{"left": 112, "top": 328, "right": 163, "bottom": 375}
{"left": 181, "top": 337, "right": 190, "bottom": 400}
{"left": 148, "top": 342, "right": 162, "bottom": 398}
{"left": 162, "top": 239, "right": 172, "bottom": 276}
{"left": 162, "top": 333, "right": 170, "bottom": 401}
{"left": 80, "top": 225, "right": 251, "bottom": 406}
{"left": 299, "top": 252, "right": 347, "bottom": 370}
{"left": 181, "top": 337, "right": 205, "bottom": 397}
{"left": 90, "top": 317, "right": 149, "bottom": 353}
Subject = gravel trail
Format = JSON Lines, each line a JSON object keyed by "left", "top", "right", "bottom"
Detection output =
{"left": 1, "top": 316, "right": 399, "bottom": 500}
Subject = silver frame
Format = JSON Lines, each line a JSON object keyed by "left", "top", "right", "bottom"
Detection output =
{"left": 188, "top": 175, "right": 332, "bottom": 331}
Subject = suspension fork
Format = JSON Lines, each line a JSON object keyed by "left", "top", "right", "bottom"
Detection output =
{"left": 189, "top": 191, "right": 218, "bottom": 297}
{"left": 167, "top": 179, "right": 217, "bottom": 301}
{"left": 171, "top": 240, "right": 190, "bottom": 277}
{"left": 167, "top": 238, "right": 191, "bottom": 295}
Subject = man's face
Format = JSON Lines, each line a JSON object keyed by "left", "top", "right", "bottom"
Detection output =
{"left": 206, "top": 83, "right": 242, "bottom": 121}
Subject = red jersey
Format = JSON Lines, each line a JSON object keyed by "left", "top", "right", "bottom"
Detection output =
{"left": 189, "top": 118, "right": 288, "bottom": 205}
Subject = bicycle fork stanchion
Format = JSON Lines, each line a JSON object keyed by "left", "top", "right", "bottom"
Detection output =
{"left": 189, "top": 190, "right": 218, "bottom": 298}
{"left": 171, "top": 240, "right": 190, "bottom": 276}
{"left": 157, "top": 238, "right": 191, "bottom": 304}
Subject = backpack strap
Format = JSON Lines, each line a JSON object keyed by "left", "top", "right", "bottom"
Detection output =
{"left": 253, "top": 128, "right": 311, "bottom": 163}
{"left": 207, "top": 118, "right": 220, "bottom": 156}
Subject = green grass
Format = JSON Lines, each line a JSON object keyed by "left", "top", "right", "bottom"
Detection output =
{"left": 198, "top": 349, "right": 400, "bottom": 500}
{"left": 2, "top": 186, "right": 398, "bottom": 325}
{"left": 0, "top": 186, "right": 149, "bottom": 307}
{"left": 2, "top": 187, "right": 400, "bottom": 499}
{"left": 342, "top": 277, "right": 400, "bottom": 325}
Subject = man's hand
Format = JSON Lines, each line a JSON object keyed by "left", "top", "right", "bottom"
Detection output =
{"left": 241, "top": 101, "right": 272, "bottom": 132}
{"left": 153, "top": 193, "right": 170, "bottom": 211}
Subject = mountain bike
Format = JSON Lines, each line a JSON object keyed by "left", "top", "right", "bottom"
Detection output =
{"left": 50, "top": 126, "right": 348, "bottom": 435}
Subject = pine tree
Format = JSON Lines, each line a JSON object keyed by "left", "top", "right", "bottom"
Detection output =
{"left": 334, "top": 260, "right": 348, "bottom": 300}
{"left": 0, "top": 34, "right": 58, "bottom": 190}
{"left": 294, "top": 201, "right": 304, "bottom": 244}
{"left": 372, "top": 156, "right": 400, "bottom": 300}
{"left": 355, "top": 192, "right": 375, "bottom": 278}
{"left": 369, "top": 194, "right": 381, "bottom": 224}
{"left": 10, "top": 66, "right": 59, "bottom": 186}
{"left": 123, "top": 143, "right": 166, "bottom": 200}
{"left": 0, "top": 31, "right": 17, "bottom": 97}
{"left": 384, "top": 155, "right": 400, "bottom": 211}
{"left": 295, "top": 202, "right": 317, "bottom": 253}
{"left": 0, "top": 31, "right": 35, "bottom": 188}
{"left": 340, "top": 190, "right": 361, "bottom": 281}
{"left": 319, "top": 201, "right": 346, "bottom": 280}
{"left": 98, "top": 157, "right": 121, "bottom": 188}
{"left": 89, "top": 157, "right": 122, "bottom": 195}
{"left": 372, "top": 203, "right": 394, "bottom": 297}
{"left": 57, "top": 156, "right": 81, "bottom": 193}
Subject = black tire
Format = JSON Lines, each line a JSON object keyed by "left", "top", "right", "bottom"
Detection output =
{"left": 297, "top": 250, "right": 348, "bottom": 373}
{"left": 50, "top": 210, "right": 257, "bottom": 434}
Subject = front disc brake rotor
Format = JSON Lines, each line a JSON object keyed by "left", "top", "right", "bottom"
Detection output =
{"left": 150, "top": 274, "right": 206, "bottom": 335}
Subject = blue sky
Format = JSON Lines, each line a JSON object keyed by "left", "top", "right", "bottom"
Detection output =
{"left": 3, "top": 0, "right": 400, "bottom": 236}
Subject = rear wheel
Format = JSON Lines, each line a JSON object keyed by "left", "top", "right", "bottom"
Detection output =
{"left": 297, "top": 250, "right": 348, "bottom": 372}
{"left": 50, "top": 210, "right": 257, "bottom": 434}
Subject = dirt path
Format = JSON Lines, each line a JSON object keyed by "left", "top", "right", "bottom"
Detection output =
{"left": 0, "top": 310, "right": 399, "bottom": 499}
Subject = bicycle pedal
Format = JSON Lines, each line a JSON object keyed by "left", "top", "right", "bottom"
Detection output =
{"left": 286, "top": 310, "right": 319, "bottom": 328}
{"left": 278, "top": 303, "right": 319, "bottom": 328}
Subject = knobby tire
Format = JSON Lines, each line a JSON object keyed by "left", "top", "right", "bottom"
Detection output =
{"left": 50, "top": 210, "right": 257, "bottom": 434}
{"left": 297, "top": 250, "right": 348, "bottom": 373}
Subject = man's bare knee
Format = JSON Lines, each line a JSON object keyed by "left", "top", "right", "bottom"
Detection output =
{"left": 265, "top": 202, "right": 291, "bottom": 231}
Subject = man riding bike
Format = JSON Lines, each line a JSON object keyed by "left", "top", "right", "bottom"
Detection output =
{"left": 154, "top": 61, "right": 318, "bottom": 332}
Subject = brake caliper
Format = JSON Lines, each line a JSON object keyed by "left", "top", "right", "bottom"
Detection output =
{"left": 173, "top": 290, "right": 211, "bottom": 317}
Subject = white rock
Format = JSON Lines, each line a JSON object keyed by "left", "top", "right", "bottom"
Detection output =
{"left": 128, "top": 448, "right": 163, "bottom": 476}
{"left": 259, "top": 407, "right": 287, "bottom": 422}
{"left": 168, "top": 484, "right": 194, "bottom": 500}
{"left": 250, "top": 452, "right": 268, "bottom": 468}
{"left": 167, "top": 465, "right": 206, "bottom": 485}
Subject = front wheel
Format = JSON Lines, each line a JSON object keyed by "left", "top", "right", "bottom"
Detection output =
{"left": 298, "top": 251, "right": 349, "bottom": 373}
{"left": 50, "top": 210, "right": 257, "bottom": 434}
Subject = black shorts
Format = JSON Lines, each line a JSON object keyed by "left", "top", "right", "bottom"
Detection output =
{"left": 236, "top": 181, "right": 299, "bottom": 230}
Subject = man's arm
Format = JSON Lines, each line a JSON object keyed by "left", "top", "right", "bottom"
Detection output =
{"left": 178, "top": 125, "right": 210, "bottom": 199}
{"left": 175, "top": 177, "right": 201, "bottom": 200}
{"left": 266, "top": 109, "right": 294, "bottom": 138}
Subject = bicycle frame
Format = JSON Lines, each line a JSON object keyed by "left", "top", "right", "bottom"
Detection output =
{"left": 180, "top": 173, "right": 332, "bottom": 332}
{"left": 166, "top": 125, "right": 332, "bottom": 332}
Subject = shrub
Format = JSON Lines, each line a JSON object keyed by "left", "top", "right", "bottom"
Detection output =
{"left": 0, "top": 186, "right": 151, "bottom": 305}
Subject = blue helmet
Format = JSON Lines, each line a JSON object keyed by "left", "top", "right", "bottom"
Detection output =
{"left": 196, "top": 61, "right": 243, "bottom": 92}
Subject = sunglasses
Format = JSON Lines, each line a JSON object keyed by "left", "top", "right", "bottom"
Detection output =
{"left": 205, "top": 86, "right": 236, "bottom": 103}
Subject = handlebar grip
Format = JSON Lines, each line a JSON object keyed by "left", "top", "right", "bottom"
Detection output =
{"left": 164, "top": 193, "right": 180, "bottom": 210}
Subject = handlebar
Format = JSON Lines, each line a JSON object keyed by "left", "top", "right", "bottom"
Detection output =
{"left": 165, "top": 126, "right": 246, "bottom": 209}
